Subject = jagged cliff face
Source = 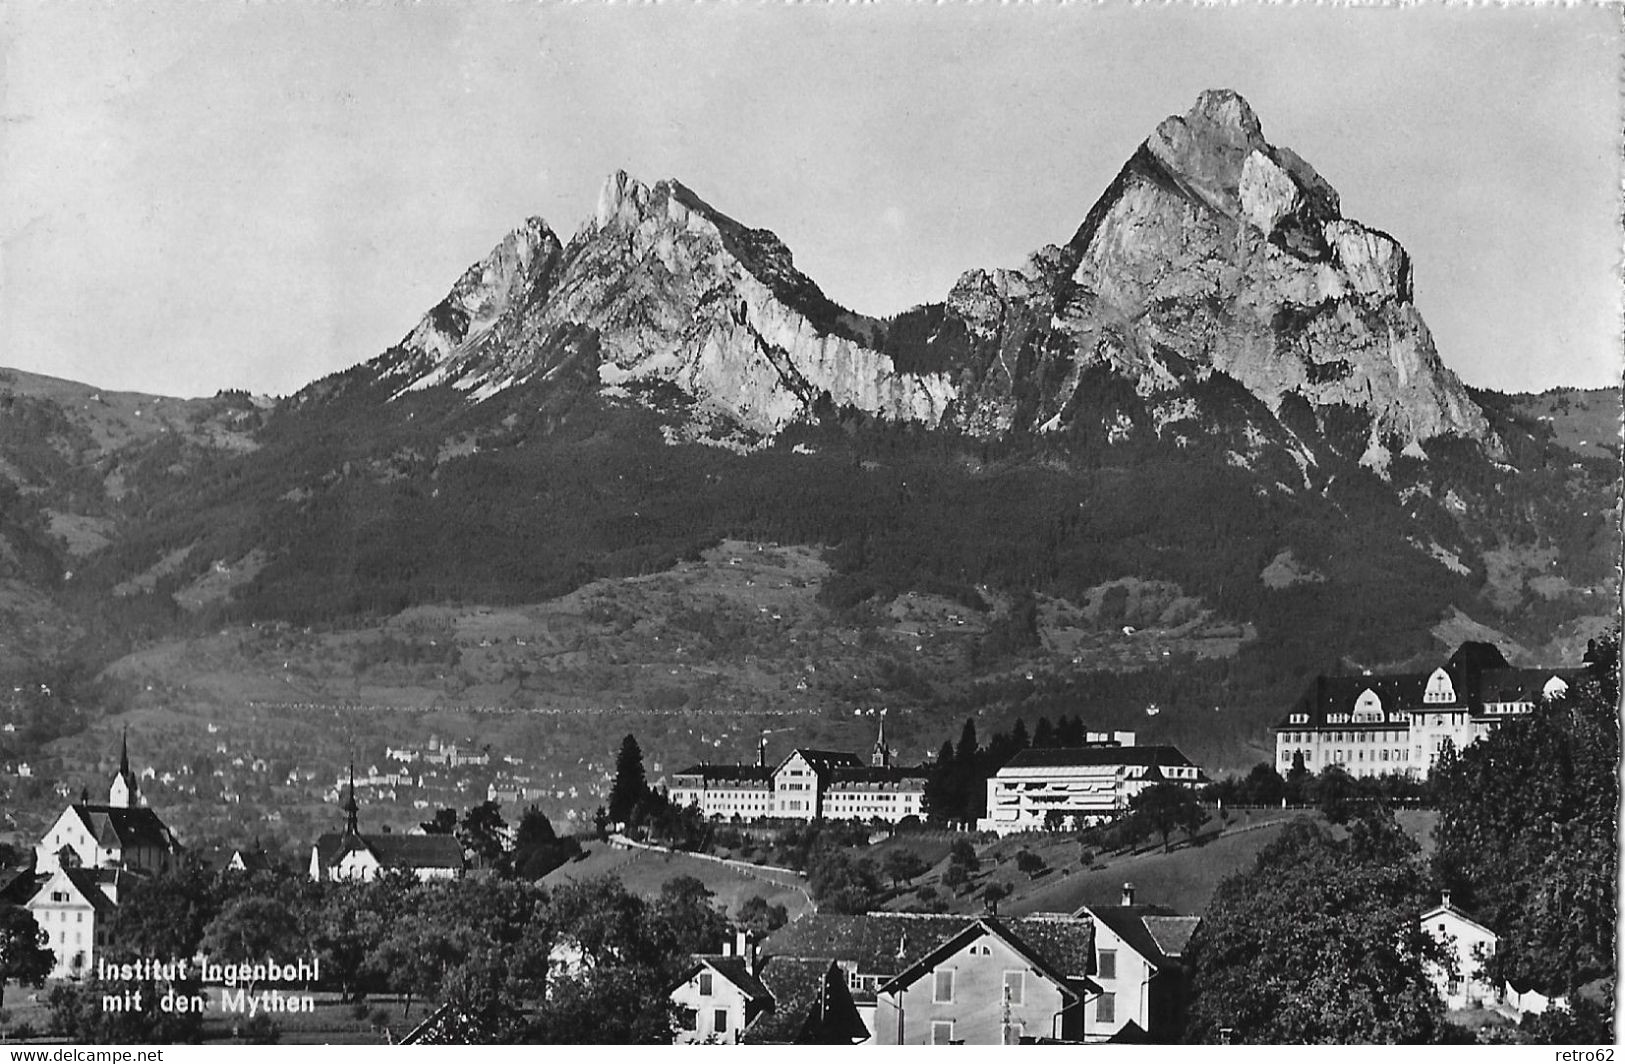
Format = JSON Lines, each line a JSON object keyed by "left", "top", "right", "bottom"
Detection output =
{"left": 359, "top": 90, "right": 1491, "bottom": 455}
{"left": 372, "top": 173, "right": 955, "bottom": 438}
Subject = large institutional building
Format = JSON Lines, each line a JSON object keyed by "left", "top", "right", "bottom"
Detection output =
{"left": 976, "top": 733, "right": 1207, "bottom": 835}
{"left": 1272, "top": 642, "right": 1585, "bottom": 779}
{"left": 669, "top": 721, "right": 928, "bottom": 824}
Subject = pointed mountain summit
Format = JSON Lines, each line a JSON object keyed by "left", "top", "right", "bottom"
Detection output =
{"left": 349, "top": 91, "right": 1491, "bottom": 460}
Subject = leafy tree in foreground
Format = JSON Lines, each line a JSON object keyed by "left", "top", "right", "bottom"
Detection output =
{"left": 0, "top": 904, "right": 52, "bottom": 1007}
{"left": 1185, "top": 813, "right": 1449, "bottom": 1044}
{"left": 1431, "top": 632, "right": 1619, "bottom": 1003}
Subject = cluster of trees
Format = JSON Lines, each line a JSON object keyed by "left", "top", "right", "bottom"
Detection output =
{"left": 1201, "top": 758, "right": 1432, "bottom": 813}
{"left": 1185, "top": 810, "right": 1454, "bottom": 1043}
{"left": 1185, "top": 634, "right": 1620, "bottom": 1044}
{"left": 39, "top": 862, "right": 760, "bottom": 1044}
{"left": 1429, "top": 635, "right": 1618, "bottom": 1040}
{"left": 923, "top": 718, "right": 1027, "bottom": 824}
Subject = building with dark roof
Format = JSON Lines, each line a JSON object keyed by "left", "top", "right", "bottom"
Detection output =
{"left": 671, "top": 931, "right": 870, "bottom": 1045}
{"left": 34, "top": 731, "right": 180, "bottom": 877}
{"left": 761, "top": 911, "right": 1098, "bottom": 1043}
{"left": 308, "top": 764, "right": 464, "bottom": 882}
{"left": 668, "top": 719, "right": 927, "bottom": 824}
{"left": 1073, "top": 883, "right": 1201, "bottom": 1042}
{"left": 1273, "top": 641, "right": 1586, "bottom": 779}
{"left": 977, "top": 740, "right": 1207, "bottom": 835}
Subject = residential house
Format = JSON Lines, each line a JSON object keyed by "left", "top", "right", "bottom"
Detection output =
{"left": 671, "top": 929, "right": 902, "bottom": 1045}
{"left": 978, "top": 741, "right": 1207, "bottom": 835}
{"left": 1273, "top": 641, "right": 1587, "bottom": 779}
{"left": 1073, "top": 884, "right": 1201, "bottom": 1042}
{"left": 1420, "top": 891, "right": 1500, "bottom": 1011}
{"left": 673, "top": 933, "right": 775, "bottom": 1044}
{"left": 762, "top": 911, "right": 1097, "bottom": 1044}
{"left": 25, "top": 866, "right": 122, "bottom": 979}
{"left": 872, "top": 915, "right": 1100, "bottom": 1044}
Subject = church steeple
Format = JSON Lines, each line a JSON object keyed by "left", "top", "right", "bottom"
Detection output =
{"left": 343, "top": 760, "right": 360, "bottom": 835}
{"left": 871, "top": 711, "right": 891, "bottom": 768}
{"left": 108, "top": 727, "right": 140, "bottom": 808}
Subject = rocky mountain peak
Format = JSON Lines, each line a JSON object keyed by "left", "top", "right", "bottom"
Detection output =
{"left": 1143, "top": 89, "right": 1340, "bottom": 252}
{"left": 356, "top": 93, "right": 1492, "bottom": 456}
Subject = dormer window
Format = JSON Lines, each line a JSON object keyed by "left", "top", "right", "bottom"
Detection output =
{"left": 1352, "top": 689, "right": 1384, "bottom": 723}
{"left": 1424, "top": 668, "right": 1456, "bottom": 704}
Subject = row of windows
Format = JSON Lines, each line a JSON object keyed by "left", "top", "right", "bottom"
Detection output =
{"left": 1284, "top": 748, "right": 1411, "bottom": 764}
{"left": 36, "top": 908, "right": 87, "bottom": 923}
{"left": 1282, "top": 729, "right": 1412, "bottom": 744}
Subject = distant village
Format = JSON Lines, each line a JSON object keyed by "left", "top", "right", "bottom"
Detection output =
{"left": 0, "top": 640, "right": 1603, "bottom": 1043}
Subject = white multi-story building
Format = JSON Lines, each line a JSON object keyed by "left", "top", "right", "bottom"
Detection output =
{"left": 1272, "top": 642, "right": 1585, "bottom": 780}
{"left": 976, "top": 739, "right": 1206, "bottom": 836}
{"left": 670, "top": 722, "right": 928, "bottom": 824}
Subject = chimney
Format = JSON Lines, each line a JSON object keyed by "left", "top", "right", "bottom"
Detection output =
{"left": 1442, "top": 890, "right": 1452, "bottom": 909}
{"left": 758, "top": 736, "right": 767, "bottom": 769}
{"left": 737, "top": 930, "right": 756, "bottom": 974}
{"left": 723, "top": 938, "right": 733, "bottom": 957}
{"left": 1121, "top": 882, "right": 1136, "bottom": 907}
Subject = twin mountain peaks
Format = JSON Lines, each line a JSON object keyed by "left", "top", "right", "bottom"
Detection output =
{"left": 350, "top": 89, "right": 1488, "bottom": 468}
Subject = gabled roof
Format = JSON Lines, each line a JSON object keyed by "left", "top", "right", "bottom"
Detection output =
{"left": 763, "top": 913, "right": 969, "bottom": 975}
{"left": 742, "top": 957, "right": 870, "bottom": 1045}
{"left": 1076, "top": 904, "right": 1199, "bottom": 969}
{"left": 765, "top": 912, "right": 1096, "bottom": 991}
{"left": 29, "top": 867, "right": 117, "bottom": 914}
{"left": 69, "top": 804, "right": 178, "bottom": 852}
{"left": 690, "top": 955, "right": 773, "bottom": 1003}
{"left": 1274, "top": 643, "right": 1583, "bottom": 728}
{"left": 0, "top": 868, "right": 41, "bottom": 905}
{"left": 999, "top": 746, "right": 1199, "bottom": 771}
{"left": 311, "top": 831, "right": 464, "bottom": 871}
{"left": 1108, "top": 1020, "right": 1151, "bottom": 1043}
{"left": 397, "top": 1001, "right": 523, "bottom": 1044}
{"left": 1420, "top": 899, "right": 1497, "bottom": 939}
{"left": 874, "top": 916, "right": 1097, "bottom": 999}
{"left": 776, "top": 749, "right": 864, "bottom": 775}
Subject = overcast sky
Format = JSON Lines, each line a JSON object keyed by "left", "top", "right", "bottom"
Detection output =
{"left": 3, "top": 2, "right": 1620, "bottom": 398}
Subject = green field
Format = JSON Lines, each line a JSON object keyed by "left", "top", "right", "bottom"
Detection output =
{"left": 542, "top": 840, "right": 814, "bottom": 926}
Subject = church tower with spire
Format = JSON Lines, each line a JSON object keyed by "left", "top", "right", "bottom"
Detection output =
{"left": 343, "top": 760, "right": 360, "bottom": 836}
{"left": 108, "top": 728, "right": 141, "bottom": 808}
{"left": 870, "top": 712, "right": 891, "bottom": 769}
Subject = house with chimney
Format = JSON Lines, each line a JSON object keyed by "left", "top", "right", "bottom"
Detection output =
{"left": 1073, "top": 884, "right": 1201, "bottom": 1042}
{"left": 671, "top": 931, "right": 868, "bottom": 1045}
{"left": 761, "top": 911, "right": 1098, "bottom": 1044}
{"left": 872, "top": 915, "right": 1100, "bottom": 1044}
{"left": 308, "top": 764, "right": 463, "bottom": 882}
{"left": 1273, "top": 641, "right": 1587, "bottom": 779}
{"left": 1420, "top": 891, "right": 1500, "bottom": 1011}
